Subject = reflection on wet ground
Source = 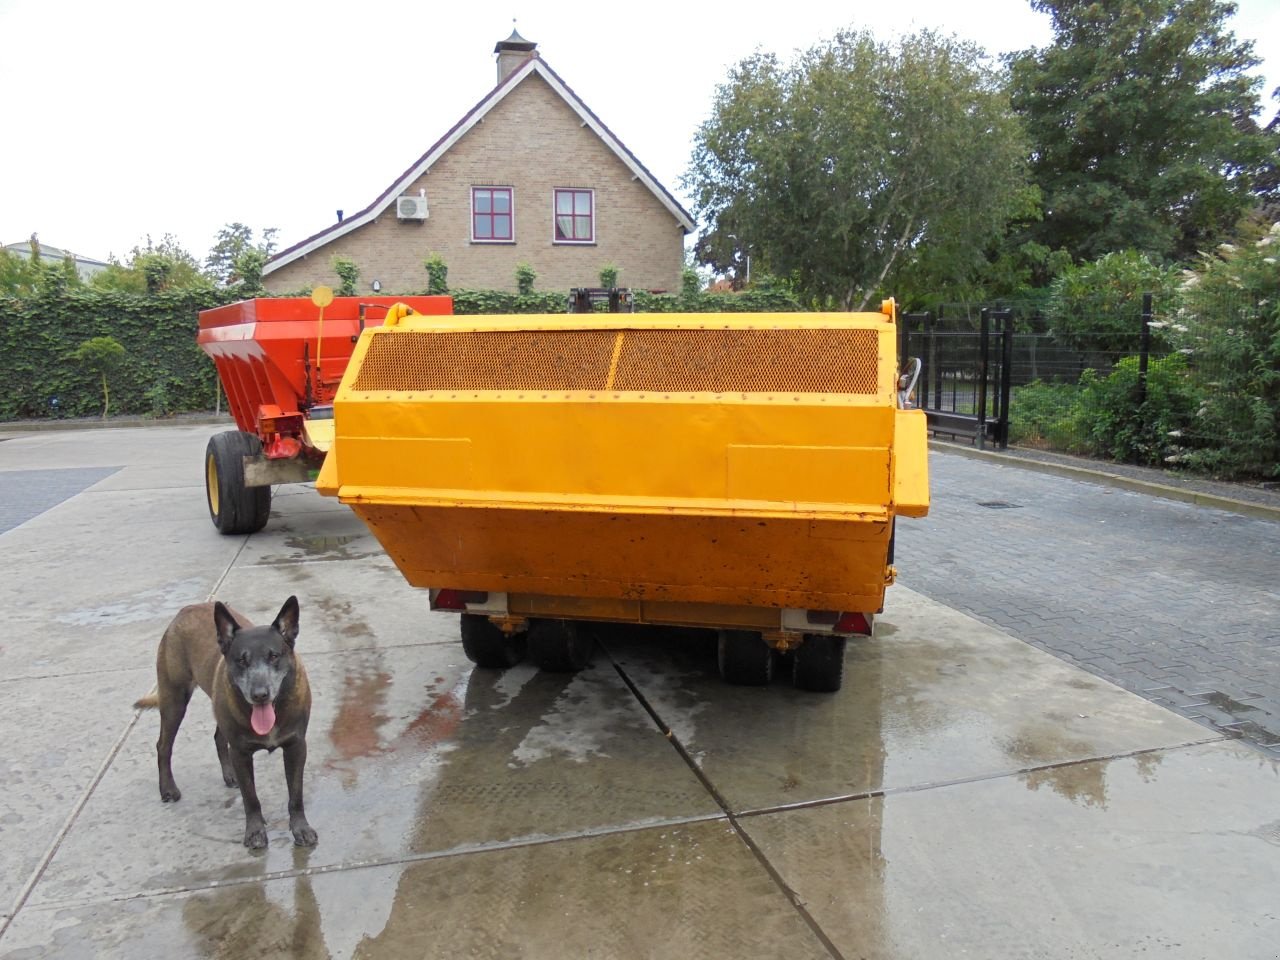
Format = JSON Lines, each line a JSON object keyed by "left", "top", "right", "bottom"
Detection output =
{"left": 3, "top": 585, "right": 1279, "bottom": 958}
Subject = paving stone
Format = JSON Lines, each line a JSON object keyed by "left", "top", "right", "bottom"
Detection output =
{"left": 897, "top": 451, "right": 1280, "bottom": 756}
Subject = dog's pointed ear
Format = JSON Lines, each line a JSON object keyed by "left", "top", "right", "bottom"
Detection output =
{"left": 273, "top": 595, "right": 300, "bottom": 648}
{"left": 213, "top": 602, "right": 239, "bottom": 655}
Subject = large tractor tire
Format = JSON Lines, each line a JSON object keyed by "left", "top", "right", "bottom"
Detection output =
{"left": 717, "top": 629, "right": 773, "bottom": 686}
{"left": 792, "top": 634, "right": 847, "bottom": 693}
{"left": 205, "top": 431, "right": 271, "bottom": 535}
{"left": 460, "top": 614, "right": 527, "bottom": 669}
{"left": 527, "top": 619, "right": 593, "bottom": 673}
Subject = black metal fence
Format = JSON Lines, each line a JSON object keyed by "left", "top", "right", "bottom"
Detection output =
{"left": 899, "top": 289, "right": 1279, "bottom": 480}
{"left": 901, "top": 295, "right": 1177, "bottom": 460}
{"left": 901, "top": 308, "right": 1015, "bottom": 449}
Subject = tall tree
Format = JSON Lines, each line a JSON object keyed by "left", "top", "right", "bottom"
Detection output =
{"left": 1008, "top": 0, "right": 1276, "bottom": 263}
{"left": 205, "top": 223, "right": 279, "bottom": 286}
{"left": 0, "top": 235, "right": 84, "bottom": 296}
{"left": 91, "top": 235, "right": 211, "bottom": 294}
{"left": 685, "top": 29, "right": 1032, "bottom": 309}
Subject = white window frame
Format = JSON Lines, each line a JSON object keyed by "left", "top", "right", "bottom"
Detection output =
{"left": 471, "top": 185, "right": 515, "bottom": 243}
{"left": 552, "top": 187, "right": 595, "bottom": 245}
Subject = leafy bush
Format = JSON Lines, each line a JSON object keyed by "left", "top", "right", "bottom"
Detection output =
{"left": 515, "top": 262, "right": 537, "bottom": 296}
{"left": 1046, "top": 251, "right": 1180, "bottom": 358}
{"left": 1171, "top": 229, "right": 1280, "bottom": 478}
{"left": 634, "top": 287, "right": 803, "bottom": 313}
{"left": 423, "top": 253, "right": 448, "bottom": 294}
{"left": 599, "top": 264, "right": 619, "bottom": 288}
{"left": 93, "top": 235, "right": 210, "bottom": 294}
{"left": 72, "top": 335, "right": 125, "bottom": 419}
{"left": 447, "top": 286, "right": 804, "bottom": 315}
{"left": 331, "top": 256, "right": 359, "bottom": 297}
{"left": 1, "top": 240, "right": 85, "bottom": 297}
{"left": 1076, "top": 355, "right": 1200, "bottom": 466}
{"left": 1008, "top": 380, "right": 1085, "bottom": 450}
{"left": 680, "top": 266, "right": 702, "bottom": 300}
{"left": 451, "top": 290, "right": 566, "bottom": 314}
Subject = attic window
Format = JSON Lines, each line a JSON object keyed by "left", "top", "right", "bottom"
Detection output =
{"left": 554, "top": 188, "right": 594, "bottom": 243}
{"left": 472, "top": 186, "right": 513, "bottom": 242}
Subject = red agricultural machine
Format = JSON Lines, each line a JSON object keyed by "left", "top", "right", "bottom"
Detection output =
{"left": 196, "top": 290, "right": 452, "bottom": 533}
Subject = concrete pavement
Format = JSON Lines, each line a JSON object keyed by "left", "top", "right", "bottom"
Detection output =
{"left": 0, "top": 424, "right": 1277, "bottom": 959}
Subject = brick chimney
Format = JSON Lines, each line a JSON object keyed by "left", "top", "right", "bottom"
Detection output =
{"left": 494, "top": 27, "right": 537, "bottom": 84}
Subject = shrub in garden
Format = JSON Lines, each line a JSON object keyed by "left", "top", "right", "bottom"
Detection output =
{"left": 72, "top": 335, "right": 126, "bottom": 420}
{"left": 423, "top": 253, "right": 449, "bottom": 294}
{"left": 1046, "top": 251, "right": 1181, "bottom": 358}
{"left": 1076, "top": 355, "right": 1200, "bottom": 466}
{"left": 515, "top": 263, "right": 537, "bottom": 296}
{"left": 1008, "top": 380, "right": 1086, "bottom": 451}
{"left": 331, "top": 256, "right": 359, "bottom": 297}
{"left": 1171, "top": 229, "right": 1280, "bottom": 479}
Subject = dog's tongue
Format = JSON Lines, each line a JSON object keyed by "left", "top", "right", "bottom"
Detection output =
{"left": 251, "top": 703, "right": 276, "bottom": 736}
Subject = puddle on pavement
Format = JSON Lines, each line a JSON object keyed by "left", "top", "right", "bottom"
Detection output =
{"left": 1200, "top": 691, "right": 1260, "bottom": 715}
{"left": 1179, "top": 690, "right": 1278, "bottom": 747}
{"left": 313, "top": 596, "right": 375, "bottom": 642}
{"left": 279, "top": 534, "right": 375, "bottom": 562}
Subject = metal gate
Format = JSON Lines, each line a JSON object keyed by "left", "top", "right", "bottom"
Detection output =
{"left": 900, "top": 308, "right": 1012, "bottom": 449}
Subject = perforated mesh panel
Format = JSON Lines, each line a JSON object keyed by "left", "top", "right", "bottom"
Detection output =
{"left": 353, "top": 330, "right": 615, "bottom": 392}
{"left": 612, "top": 329, "right": 879, "bottom": 394}
{"left": 350, "top": 327, "right": 881, "bottom": 395}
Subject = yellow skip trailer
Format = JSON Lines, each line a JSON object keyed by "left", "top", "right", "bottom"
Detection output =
{"left": 317, "top": 300, "right": 928, "bottom": 692}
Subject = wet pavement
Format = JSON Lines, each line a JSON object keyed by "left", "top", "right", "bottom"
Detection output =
{"left": 896, "top": 450, "right": 1280, "bottom": 757}
{"left": 1, "top": 424, "right": 1278, "bottom": 959}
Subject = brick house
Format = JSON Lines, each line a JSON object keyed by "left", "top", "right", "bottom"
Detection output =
{"left": 263, "top": 31, "right": 695, "bottom": 295}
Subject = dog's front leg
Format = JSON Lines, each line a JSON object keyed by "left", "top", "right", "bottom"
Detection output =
{"left": 229, "top": 748, "right": 268, "bottom": 849}
{"left": 283, "top": 739, "right": 318, "bottom": 847}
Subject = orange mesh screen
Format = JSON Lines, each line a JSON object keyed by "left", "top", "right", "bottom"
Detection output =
{"left": 351, "top": 328, "right": 880, "bottom": 395}
{"left": 352, "top": 330, "right": 615, "bottom": 392}
{"left": 612, "top": 328, "right": 879, "bottom": 394}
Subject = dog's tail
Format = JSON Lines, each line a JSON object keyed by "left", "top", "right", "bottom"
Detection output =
{"left": 134, "top": 691, "right": 158, "bottom": 710}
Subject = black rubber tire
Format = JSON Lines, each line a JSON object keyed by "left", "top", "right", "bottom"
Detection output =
{"left": 526, "top": 619, "right": 593, "bottom": 672}
{"left": 460, "top": 614, "right": 527, "bottom": 669}
{"left": 793, "top": 633, "right": 847, "bottom": 693}
{"left": 717, "top": 629, "right": 773, "bottom": 686}
{"left": 205, "top": 431, "right": 271, "bottom": 535}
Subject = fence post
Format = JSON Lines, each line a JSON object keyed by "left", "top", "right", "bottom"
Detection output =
{"left": 1138, "top": 292, "right": 1153, "bottom": 407}
{"left": 930, "top": 308, "right": 942, "bottom": 412}
{"left": 976, "top": 308, "right": 990, "bottom": 450}
{"left": 999, "top": 310, "right": 1014, "bottom": 450}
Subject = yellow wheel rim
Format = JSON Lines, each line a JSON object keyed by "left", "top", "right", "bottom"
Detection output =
{"left": 206, "top": 452, "right": 220, "bottom": 517}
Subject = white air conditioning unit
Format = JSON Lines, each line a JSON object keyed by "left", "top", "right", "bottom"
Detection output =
{"left": 397, "top": 195, "right": 429, "bottom": 220}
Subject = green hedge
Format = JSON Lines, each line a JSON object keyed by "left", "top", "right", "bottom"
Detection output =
{"left": 0, "top": 286, "right": 805, "bottom": 422}
{"left": 447, "top": 287, "right": 803, "bottom": 314}
{"left": 0, "top": 289, "right": 239, "bottom": 421}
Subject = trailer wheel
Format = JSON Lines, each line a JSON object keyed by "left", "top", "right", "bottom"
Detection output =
{"left": 792, "top": 634, "right": 846, "bottom": 693}
{"left": 205, "top": 431, "right": 271, "bottom": 535}
{"left": 460, "top": 614, "right": 527, "bottom": 669}
{"left": 527, "top": 619, "right": 593, "bottom": 672}
{"left": 717, "top": 630, "right": 773, "bottom": 686}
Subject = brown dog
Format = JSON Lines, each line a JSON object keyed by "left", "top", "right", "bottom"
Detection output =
{"left": 135, "top": 597, "right": 317, "bottom": 849}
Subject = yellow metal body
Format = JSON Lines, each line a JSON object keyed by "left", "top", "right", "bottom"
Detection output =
{"left": 318, "top": 306, "right": 930, "bottom": 630}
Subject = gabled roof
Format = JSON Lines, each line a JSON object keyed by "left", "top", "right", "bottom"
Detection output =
{"left": 265, "top": 55, "right": 696, "bottom": 275}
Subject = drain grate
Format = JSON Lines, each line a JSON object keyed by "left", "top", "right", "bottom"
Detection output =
{"left": 976, "top": 501, "right": 1021, "bottom": 509}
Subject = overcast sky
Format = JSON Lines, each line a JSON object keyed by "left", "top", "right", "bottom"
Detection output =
{"left": 1, "top": 0, "right": 1276, "bottom": 265}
